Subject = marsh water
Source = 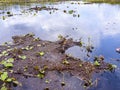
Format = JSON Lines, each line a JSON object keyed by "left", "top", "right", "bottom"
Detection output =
{"left": 0, "top": 1, "right": 120, "bottom": 90}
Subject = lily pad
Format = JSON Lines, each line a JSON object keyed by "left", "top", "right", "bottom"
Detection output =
{"left": 0, "top": 72, "right": 8, "bottom": 81}
{"left": 18, "top": 55, "right": 27, "bottom": 60}
{"left": 7, "top": 58, "right": 14, "bottom": 63}
{"left": 1, "top": 86, "right": 7, "bottom": 90}
{"left": 94, "top": 61, "right": 100, "bottom": 66}
{"left": 1, "top": 60, "right": 13, "bottom": 68}
{"left": 62, "top": 59, "right": 69, "bottom": 65}
{"left": 39, "top": 51, "right": 45, "bottom": 56}
{"left": 68, "top": 10, "right": 74, "bottom": 14}
{"left": 4, "top": 63, "right": 13, "bottom": 67}
{"left": 6, "top": 78, "right": 12, "bottom": 82}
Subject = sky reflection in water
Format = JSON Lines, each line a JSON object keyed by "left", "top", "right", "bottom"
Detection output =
{"left": 0, "top": 1, "right": 120, "bottom": 90}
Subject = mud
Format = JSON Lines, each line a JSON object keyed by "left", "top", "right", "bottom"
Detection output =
{"left": 0, "top": 34, "right": 116, "bottom": 90}
{"left": 29, "top": 6, "right": 58, "bottom": 11}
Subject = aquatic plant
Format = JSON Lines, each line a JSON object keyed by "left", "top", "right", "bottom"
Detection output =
{"left": 18, "top": 55, "right": 27, "bottom": 60}
{"left": 0, "top": 58, "right": 14, "bottom": 68}
{"left": 39, "top": 51, "right": 45, "bottom": 56}
{"left": 68, "top": 10, "right": 74, "bottom": 14}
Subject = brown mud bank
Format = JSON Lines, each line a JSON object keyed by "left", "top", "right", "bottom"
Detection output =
{"left": 0, "top": 34, "right": 117, "bottom": 90}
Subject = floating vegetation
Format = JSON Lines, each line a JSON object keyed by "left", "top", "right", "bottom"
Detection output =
{"left": 24, "top": 46, "right": 34, "bottom": 50}
{"left": 0, "top": 50, "right": 8, "bottom": 57}
{"left": 68, "top": 10, "right": 74, "bottom": 14}
{"left": 37, "top": 70, "right": 45, "bottom": 79}
{"left": 94, "top": 61, "right": 100, "bottom": 66}
{"left": 0, "top": 72, "right": 8, "bottom": 81}
{"left": 107, "top": 64, "right": 117, "bottom": 71}
{"left": 38, "top": 51, "right": 45, "bottom": 56}
{"left": 0, "top": 34, "right": 117, "bottom": 89}
{"left": 18, "top": 55, "right": 27, "bottom": 60}
{"left": 62, "top": 59, "right": 69, "bottom": 65}
{"left": 45, "top": 79, "right": 50, "bottom": 84}
{"left": 0, "top": 71, "right": 21, "bottom": 90}
{"left": 0, "top": 58, "right": 14, "bottom": 68}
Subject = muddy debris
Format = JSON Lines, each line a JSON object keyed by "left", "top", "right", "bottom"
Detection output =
{"left": 29, "top": 6, "right": 58, "bottom": 11}
{"left": 0, "top": 33, "right": 117, "bottom": 90}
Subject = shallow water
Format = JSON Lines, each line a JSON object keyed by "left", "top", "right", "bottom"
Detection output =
{"left": 0, "top": 1, "right": 120, "bottom": 90}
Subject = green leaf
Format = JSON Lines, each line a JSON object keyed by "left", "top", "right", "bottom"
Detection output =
{"left": 13, "top": 81, "right": 22, "bottom": 86}
{"left": 1, "top": 60, "right": 6, "bottom": 65}
{"left": 39, "top": 51, "right": 45, "bottom": 56}
{"left": 29, "top": 46, "right": 33, "bottom": 50}
{"left": 6, "top": 78, "right": 12, "bottom": 82}
{"left": 68, "top": 10, "right": 74, "bottom": 14}
{"left": 37, "top": 74, "right": 44, "bottom": 79}
{"left": 18, "top": 55, "right": 27, "bottom": 60}
{"left": 7, "top": 58, "right": 14, "bottom": 63}
{"left": 79, "top": 41, "right": 83, "bottom": 47}
{"left": 94, "top": 61, "right": 100, "bottom": 66}
{"left": 58, "top": 35, "right": 63, "bottom": 39}
{"left": 2, "top": 16, "right": 5, "bottom": 20}
{"left": 62, "top": 59, "right": 69, "bottom": 65}
{"left": 1, "top": 86, "right": 7, "bottom": 90}
{"left": 0, "top": 59, "right": 13, "bottom": 68}
{"left": 25, "top": 46, "right": 29, "bottom": 50}
{"left": 4, "top": 63, "right": 13, "bottom": 68}
{"left": 45, "top": 79, "right": 50, "bottom": 84}
{"left": 2, "top": 51, "right": 7, "bottom": 55}
{"left": 0, "top": 72, "right": 8, "bottom": 81}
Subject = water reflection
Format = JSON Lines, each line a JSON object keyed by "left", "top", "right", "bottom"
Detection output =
{"left": 0, "top": 1, "right": 120, "bottom": 90}
{"left": 0, "top": 1, "right": 120, "bottom": 63}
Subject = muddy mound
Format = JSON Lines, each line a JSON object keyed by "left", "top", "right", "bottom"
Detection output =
{"left": 0, "top": 34, "right": 116, "bottom": 90}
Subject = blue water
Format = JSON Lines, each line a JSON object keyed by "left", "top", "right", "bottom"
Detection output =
{"left": 0, "top": 1, "right": 120, "bottom": 90}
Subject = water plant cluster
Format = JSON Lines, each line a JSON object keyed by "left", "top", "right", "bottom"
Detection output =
{"left": 0, "top": 33, "right": 117, "bottom": 90}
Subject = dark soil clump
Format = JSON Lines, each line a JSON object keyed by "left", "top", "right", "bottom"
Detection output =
{"left": 0, "top": 34, "right": 116, "bottom": 90}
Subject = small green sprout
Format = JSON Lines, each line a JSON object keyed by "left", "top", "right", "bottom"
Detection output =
{"left": 1, "top": 86, "right": 7, "bottom": 90}
{"left": 1, "top": 50, "right": 8, "bottom": 56}
{"left": 0, "top": 72, "right": 8, "bottom": 81}
{"left": 45, "top": 79, "right": 50, "bottom": 84}
{"left": 0, "top": 58, "right": 14, "bottom": 68}
{"left": 18, "top": 55, "right": 27, "bottom": 60}
{"left": 4, "top": 63, "right": 13, "bottom": 68}
{"left": 94, "top": 61, "right": 100, "bottom": 66}
{"left": 6, "top": 78, "right": 12, "bottom": 82}
{"left": 58, "top": 35, "right": 63, "bottom": 39}
{"left": 37, "top": 70, "right": 45, "bottom": 79}
{"left": 39, "top": 51, "right": 45, "bottom": 56}
{"left": 79, "top": 41, "right": 83, "bottom": 47}
{"left": 62, "top": 59, "right": 69, "bottom": 65}
{"left": 7, "top": 58, "right": 14, "bottom": 63}
{"left": 68, "top": 10, "right": 74, "bottom": 14}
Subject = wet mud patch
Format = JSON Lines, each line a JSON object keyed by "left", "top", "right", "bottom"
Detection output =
{"left": 29, "top": 6, "right": 58, "bottom": 11}
{"left": 0, "top": 33, "right": 117, "bottom": 90}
